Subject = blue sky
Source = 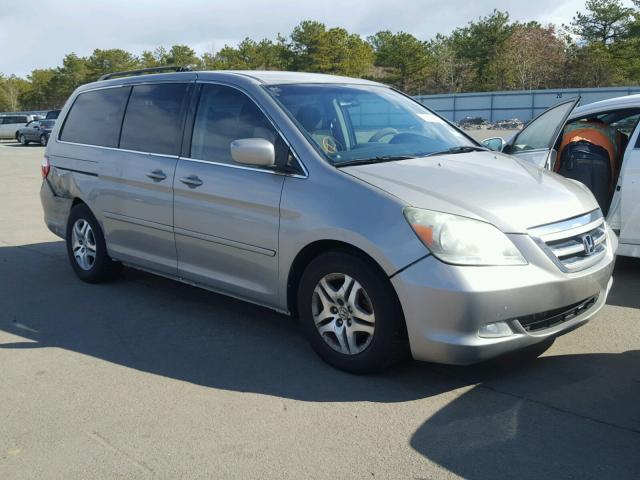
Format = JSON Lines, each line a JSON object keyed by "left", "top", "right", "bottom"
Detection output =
{"left": 0, "top": 0, "right": 621, "bottom": 77}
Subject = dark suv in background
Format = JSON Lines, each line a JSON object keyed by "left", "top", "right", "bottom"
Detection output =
{"left": 45, "top": 110, "right": 61, "bottom": 120}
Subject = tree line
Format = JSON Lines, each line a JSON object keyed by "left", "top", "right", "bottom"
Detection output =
{"left": 1, "top": 0, "right": 639, "bottom": 111}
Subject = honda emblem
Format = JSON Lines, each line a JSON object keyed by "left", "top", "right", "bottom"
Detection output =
{"left": 582, "top": 234, "right": 596, "bottom": 255}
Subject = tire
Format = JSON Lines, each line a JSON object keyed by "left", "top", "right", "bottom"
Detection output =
{"left": 19, "top": 134, "right": 28, "bottom": 146}
{"left": 40, "top": 134, "right": 48, "bottom": 146}
{"left": 65, "top": 204, "right": 120, "bottom": 283}
{"left": 297, "top": 250, "right": 408, "bottom": 373}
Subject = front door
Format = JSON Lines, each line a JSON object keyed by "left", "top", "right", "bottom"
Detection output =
{"left": 503, "top": 98, "right": 580, "bottom": 169}
{"left": 173, "top": 83, "right": 285, "bottom": 306}
{"left": 618, "top": 130, "right": 640, "bottom": 246}
{"left": 25, "top": 121, "right": 40, "bottom": 141}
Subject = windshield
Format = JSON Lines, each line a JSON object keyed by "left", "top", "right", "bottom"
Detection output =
{"left": 266, "top": 84, "right": 474, "bottom": 165}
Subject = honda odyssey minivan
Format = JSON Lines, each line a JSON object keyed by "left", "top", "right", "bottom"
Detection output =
{"left": 40, "top": 68, "right": 616, "bottom": 373}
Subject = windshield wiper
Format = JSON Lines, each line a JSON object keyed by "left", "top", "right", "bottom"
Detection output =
{"left": 425, "top": 145, "right": 489, "bottom": 157}
{"left": 335, "top": 155, "right": 416, "bottom": 168}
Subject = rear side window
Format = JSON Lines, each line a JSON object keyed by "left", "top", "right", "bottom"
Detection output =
{"left": 508, "top": 100, "right": 576, "bottom": 153}
{"left": 60, "top": 87, "right": 130, "bottom": 147}
{"left": 2, "top": 116, "right": 26, "bottom": 124}
{"left": 120, "top": 83, "right": 189, "bottom": 156}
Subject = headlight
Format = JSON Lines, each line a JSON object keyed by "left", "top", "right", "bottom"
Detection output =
{"left": 403, "top": 207, "right": 526, "bottom": 266}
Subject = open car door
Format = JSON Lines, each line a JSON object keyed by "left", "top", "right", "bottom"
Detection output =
{"left": 503, "top": 97, "right": 580, "bottom": 169}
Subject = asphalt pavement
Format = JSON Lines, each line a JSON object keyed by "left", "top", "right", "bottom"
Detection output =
{"left": 1, "top": 141, "right": 638, "bottom": 479}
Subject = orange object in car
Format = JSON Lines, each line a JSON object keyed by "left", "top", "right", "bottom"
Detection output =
{"left": 556, "top": 120, "right": 621, "bottom": 185}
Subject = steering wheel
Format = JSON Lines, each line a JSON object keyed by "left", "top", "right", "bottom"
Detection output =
{"left": 319, "top": 135, "right": 344, "bottom": 154}
{"left": 368, "top": 127, "right": 399, "bottom": 143}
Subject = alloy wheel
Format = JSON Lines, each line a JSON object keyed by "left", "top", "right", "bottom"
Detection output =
{"left": 311, "top": 273, "right": 376, "bottom": 355}
{"left": 71, "top": 219, "right": 97, "bottom": 270}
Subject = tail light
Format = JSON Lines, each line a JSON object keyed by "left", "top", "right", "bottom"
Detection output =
{"left": 41, "top": 155, "right": 50, "bottom": 179}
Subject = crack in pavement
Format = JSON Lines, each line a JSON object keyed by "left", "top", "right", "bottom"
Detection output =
{"left": 88, "top": 431, "right": 155, "bottom": 477}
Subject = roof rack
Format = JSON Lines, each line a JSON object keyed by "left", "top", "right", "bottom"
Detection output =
{"left": 98, "top": 65, "right": 192, "bottom": 81}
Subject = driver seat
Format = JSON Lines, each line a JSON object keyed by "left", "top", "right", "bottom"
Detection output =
{"left": 295, "top": 105, "right": 340, "bottom": 154}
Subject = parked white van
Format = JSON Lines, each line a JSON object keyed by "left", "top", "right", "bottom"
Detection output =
{"left": 0, "top": 114, "right": 35, "bottom": 140}
{"left": 484, "top": 94, "right": 640, "bottom": 259}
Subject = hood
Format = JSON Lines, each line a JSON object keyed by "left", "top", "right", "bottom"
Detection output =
{"left": 342, "top": 151, "right": 598, "bottom": 234}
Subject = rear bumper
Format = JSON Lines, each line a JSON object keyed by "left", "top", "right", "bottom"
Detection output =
{"left": 391, "top": 231, "right": 616, "bottom": 365}
{"left": 40, "top": 180, "right": 71, "bottom": 239}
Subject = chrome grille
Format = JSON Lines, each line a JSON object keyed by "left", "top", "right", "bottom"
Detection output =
{"left": 528, "top": 210, "right": 607, "bottom": 272}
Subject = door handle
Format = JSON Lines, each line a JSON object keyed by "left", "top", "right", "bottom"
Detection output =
{"left": 146, "top": 169, "right": 167, "bottom": 182}
{"left": 179, "top": 175, "right": 203, "bottom": 188}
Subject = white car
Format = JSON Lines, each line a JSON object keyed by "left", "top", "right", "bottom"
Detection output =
{"left": 484, "top": 94, "right": 640, "bottom": 259}
{"left": 0, "top": 114, "right": 36, "bottom": 140}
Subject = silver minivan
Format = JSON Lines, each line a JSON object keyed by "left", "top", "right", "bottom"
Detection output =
{"left": 40, "top": 69, "right": 616, "bottom": 373}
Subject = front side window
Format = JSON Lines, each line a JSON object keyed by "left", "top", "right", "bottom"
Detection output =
{"left": 190, "top": 84, "right": 280, "bottom": 167}
{"left": 266, "top": 84, "right": 472, "bottom": 165}
{"left": 60, "top": 87, "right": 130, "bottom": 147}
{"left": 120, "top": 83, "right": 189, "bottom": 156}
{"left": 508, "top": 101, "right": 576, "bottom": 153}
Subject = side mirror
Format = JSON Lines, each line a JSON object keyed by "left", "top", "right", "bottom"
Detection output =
{"left": 482, "top": 137, "right": 506, "bottom": 152}
{"left": 230, "top": 138, "right": 275, "bottom": 167}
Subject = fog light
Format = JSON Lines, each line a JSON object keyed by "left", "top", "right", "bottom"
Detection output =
{"left": 478, "top": 321, "right": 513, "bottom": 338}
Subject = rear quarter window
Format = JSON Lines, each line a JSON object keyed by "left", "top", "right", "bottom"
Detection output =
{"left": 60, "top": 87, "right": 131, "bottom": 147}
{"left": 119, "top": 83, "right": 189, "bottom": 156}
{"left": 2, "top": 116, "right": 26, "bottom": 124}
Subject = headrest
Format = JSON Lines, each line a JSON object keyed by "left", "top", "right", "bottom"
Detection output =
{"left": 295, "top": 105, "right": 322, "bottom": 132}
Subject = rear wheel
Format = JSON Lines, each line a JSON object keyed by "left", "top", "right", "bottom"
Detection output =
{"left": 40, "top": 134, "right": 48, "bottom": 146}
{"left": 297, "top": 251, "right": 408, "bottom": 373}
{"left": 65, "top": 204, "right": 120, "bottom": 283}
{"left": 19, "top": 134, "right": 28, "bottom": 146}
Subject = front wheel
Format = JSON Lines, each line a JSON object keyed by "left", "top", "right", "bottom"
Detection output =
{"left": 19, "top": 134, "right": 28, "bottom": 146}
{"left": 297, "top": 251, "right": 408, "bottom": 373}
{"left": 65, "top": 204, "right": 120, "bottom": 283}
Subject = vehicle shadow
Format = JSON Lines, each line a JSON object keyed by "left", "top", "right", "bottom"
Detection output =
{"left": 0, "top": 241, "right": 462, "bottom": 403}
{"left": 1, "top": 241, "right": 638, "bottom": 403}
{"left": 0, "top": 143, "right": 44, "bottom": 147}
{"left": 1, "top": 241, "right": 639, "bottom": 477}
{"left": 411, "top": 350, "right": 640, "bottom": 480}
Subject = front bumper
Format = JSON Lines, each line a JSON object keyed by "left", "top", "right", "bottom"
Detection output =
{"left": 391, "top": 230, "right": 616, "bottom": 365}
